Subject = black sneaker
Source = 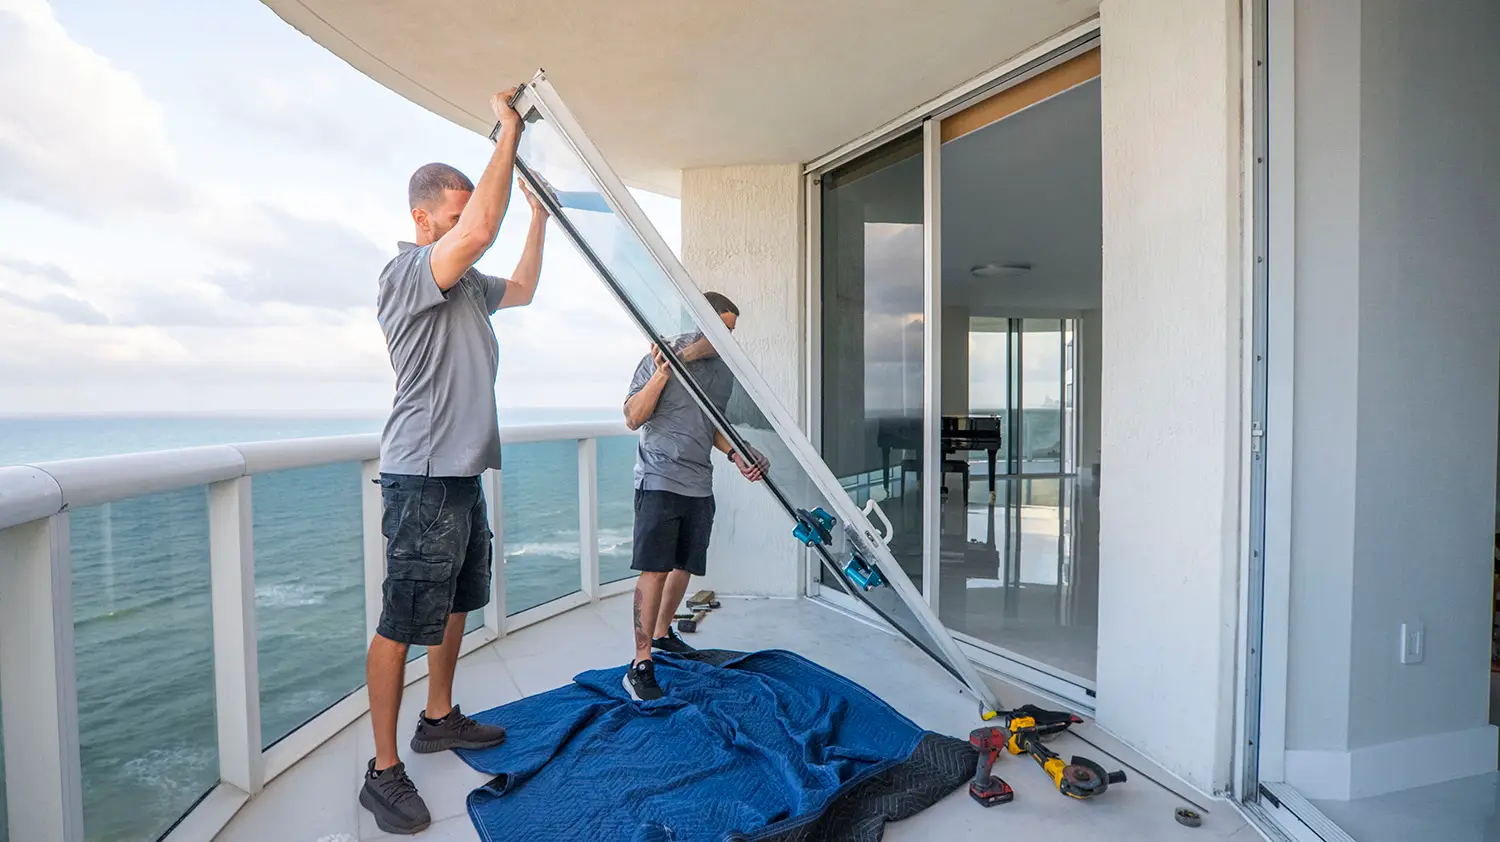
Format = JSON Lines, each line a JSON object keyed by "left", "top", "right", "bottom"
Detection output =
{"left": 410, "top": 704, "right": 507, "bottom": 753}
{"left": 652, "top": 627, "right": 696, "bottom": 654}
{"left": 624, "top": 659, "right": 663, "bottom": 701}
{"left": 359, "top": 759, "right": 431, "bottom": 835}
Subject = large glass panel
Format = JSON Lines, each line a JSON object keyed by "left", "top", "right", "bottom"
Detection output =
{"left": 71, "top": 490, "right": 217, "bottom": 842}
{"left": 598, "top": 434, "right": 640, "bottom": 584}
{"left": 1021, "top": 319, "right": 1064, "bottom": 473}
{"left": 505, "top": 440, "right": 582, "bottom": 615}
{"left": 254, "top": 464, "right": 366, "bottom": 748}
{"left": 513, "top": 82, "right": 992, "bottom": 705}
{"left": 818, "top": 133, "right": 925, "bottom": 592}
{"left": 968, "top": 317, "right": 1013, "bottom": 485}
{"left": 934, "top": 73, "right": 1102, "bottom": 688}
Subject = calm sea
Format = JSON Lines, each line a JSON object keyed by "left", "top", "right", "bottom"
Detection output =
{"left": 0, "top": 410, "right": 639, "bottom": 842}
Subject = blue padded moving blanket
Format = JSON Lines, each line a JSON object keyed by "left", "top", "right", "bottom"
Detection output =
{"left": 456, "top": 649, "right": 975, "bottom": 842}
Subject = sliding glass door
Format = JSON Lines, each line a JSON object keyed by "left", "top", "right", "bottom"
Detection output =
{"left": 817, "top": 133, "right": 926, "bottom": 592}
{"left": 809, "top": 38, "right": 1101, "bottom": 701}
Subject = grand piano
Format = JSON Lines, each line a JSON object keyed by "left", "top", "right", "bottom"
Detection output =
{"left": 875, "top": 415, "right": 1004, "bottom": 503}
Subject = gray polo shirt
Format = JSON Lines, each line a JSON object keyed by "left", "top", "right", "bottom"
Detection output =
{"left": 627, "top": 332, "right": 735, "bottom": 497}
{"left": 377, "top": 241, "right": 506, "bottom": 477}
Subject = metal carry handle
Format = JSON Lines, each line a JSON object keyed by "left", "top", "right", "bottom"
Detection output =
{"left": 861, "top": 498, "right": 894, "bottom": 546}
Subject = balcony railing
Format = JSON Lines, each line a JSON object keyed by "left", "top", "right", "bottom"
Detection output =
{"left": 0, "top": 421, "right": 635, "bottom": 842}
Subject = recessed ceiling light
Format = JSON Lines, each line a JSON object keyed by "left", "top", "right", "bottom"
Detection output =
{"left": 970, "top": 263, "right": 1032, "bottom": 279}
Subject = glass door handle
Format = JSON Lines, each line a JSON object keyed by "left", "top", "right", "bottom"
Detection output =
{"left": 862, "top": 498, "right": 895, "bottom": 546}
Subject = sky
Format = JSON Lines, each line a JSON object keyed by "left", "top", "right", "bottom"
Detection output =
{"left": 0, "top": 0, "right": 665, "bottom": 416}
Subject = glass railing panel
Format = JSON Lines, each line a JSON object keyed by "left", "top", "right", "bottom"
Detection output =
{"left": 598, "top": 435, "right": 638, "bottom": 584}
{"left": 71, "top": 489, "right": 217, "bottom": 842}
{"left": 253, "top": 463, "right": 366, "bottom": 748}
{"left": 504, "top": 441, "right": 582, "bottom": 614}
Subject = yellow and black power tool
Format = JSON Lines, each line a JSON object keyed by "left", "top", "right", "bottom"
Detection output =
{"left": 1001, "top": 705, "right": 1128, "bottom": 799}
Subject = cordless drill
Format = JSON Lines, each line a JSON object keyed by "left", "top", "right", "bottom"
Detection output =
{"left": 967, "top": 727, "right": 1014, "bottom": 806}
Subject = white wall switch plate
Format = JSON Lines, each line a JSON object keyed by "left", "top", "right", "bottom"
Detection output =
{"left": 1400, "top": 621, "right": 1425, "bottom": 664}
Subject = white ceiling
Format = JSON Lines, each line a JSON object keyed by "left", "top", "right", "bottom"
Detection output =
{"left": 259, "top": 0, "right": 1099, "bottom": 194}
{"left": 943, "top": 79, "right": 1102, "bottom": 315}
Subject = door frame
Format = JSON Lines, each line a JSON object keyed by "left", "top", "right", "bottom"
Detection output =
{"left": 803, "top": 23, "right": 1102, "bottom": 709}
{"left": 1234, "top": 1, "right": 1355, "bottom": 841}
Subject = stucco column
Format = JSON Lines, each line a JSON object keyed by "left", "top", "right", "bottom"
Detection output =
{"left": 680, "top": 165, "right": 805, "bottom": 598}
{"left": 1096, "top": 0, "right": 1244, "bottom": 795}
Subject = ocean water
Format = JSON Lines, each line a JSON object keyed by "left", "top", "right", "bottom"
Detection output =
{"left": 0, "top": 410, "right": 639, "bottom": 842}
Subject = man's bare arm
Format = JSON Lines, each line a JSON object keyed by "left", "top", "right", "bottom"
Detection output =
{"left": 429, "top": 90, "right": 522, "bottom": 291}
{"left": 624, "top": 347, "right": 671, "bottom": 430}
{"left": 677, "top": 334, "right": 719, "bottom": 363}
{"left": 715, "top": 430, "right": 766, "bottom": 482}
{"left": 497, "top": 181, "right": 549, "bottom": 309}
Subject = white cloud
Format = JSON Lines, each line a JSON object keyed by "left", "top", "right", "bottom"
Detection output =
{"left": 0, "top": 288, "right": 109, "bottom": 325}
{"left": 195, "top": 201, "right": 389, "bottom": 311}
{"left": 0, "top": 0, "right": 186, "bottom": 217}
{"left": 0, "top": 0, "right": 671, "bottom": 417}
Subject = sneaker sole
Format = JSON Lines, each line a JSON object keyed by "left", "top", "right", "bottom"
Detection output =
{"left": 652, "top": 643, "right": 696, "bottom": 654}
{"left": 359, "top": 787, "right": 431, "bottom": 836}
{"left": 409, "top": 732, "right": 507, "bottom": 754}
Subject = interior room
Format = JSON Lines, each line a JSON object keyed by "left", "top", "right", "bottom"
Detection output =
{"left": 816, "top": 68, "right": 1103, "bottom": 692}
{"left": 932, "top": 77, "right": 1102, "bottom": 687}
{"left": 1267, "top": 4, "right": 1500, "bottom": 837}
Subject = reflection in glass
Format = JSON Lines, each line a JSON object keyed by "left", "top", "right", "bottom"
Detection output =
{"left": 515, "top": 98, "right": 979, "bottom": 691}
{"left": 71, "top": 489, "right": 218, "bottom": 842}
{"left": 597, "top": 435, "right": 640, "bottom": 584}
{"left": 255, "top": 464, "right": 366, "bottom": 748}
{"left": 819, "top": 132, "right": 925, "bottom": 591}
{"left": 0, "top": 689, "right": 7, "bottom": 842}
{"left": 504, "top": 440, "right": 582, "bottom": 615}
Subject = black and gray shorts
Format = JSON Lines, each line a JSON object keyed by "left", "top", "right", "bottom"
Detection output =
{"left": 377, "top": 473, "right": 492, "bottom": 646}
{"left": 630, "top": 489, "right": 715, "bottom": 576}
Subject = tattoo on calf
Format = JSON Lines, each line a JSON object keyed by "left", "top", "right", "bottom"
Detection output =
{"left": 633, "top": 587, "right": 650, "bottom": 651}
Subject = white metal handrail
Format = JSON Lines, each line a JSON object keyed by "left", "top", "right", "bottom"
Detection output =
{"left": 0, "top": 421, "right": 628, "bottom": 530}
{"left": 0, "top": 420, "right": 633, "bottom": 842}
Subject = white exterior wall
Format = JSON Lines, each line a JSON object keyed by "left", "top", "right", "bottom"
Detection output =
{"left": 680, "top": 165, "right": 806, "bottom": 598}
{"left": 1095, "top": 0, "right": 1244, "bottom": 794}
{"left": 1282, "top": 0, "right": 1500, "bottom": 800}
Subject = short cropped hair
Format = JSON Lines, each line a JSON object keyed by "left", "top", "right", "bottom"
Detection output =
{"left": 408, "top": 163, "right": 474, "bottom": 210}
{"left": 704, "top": 291, "right": 739, "bottom": 317}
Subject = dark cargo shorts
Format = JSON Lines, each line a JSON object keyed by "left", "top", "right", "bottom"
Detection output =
{"left": 630, "top": 489, "right": 715, "bottom": 576}
{"left": 377, "top": 473, "right": 492, "bottom": 646}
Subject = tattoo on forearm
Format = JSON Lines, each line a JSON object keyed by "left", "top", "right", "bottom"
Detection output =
{"left": 633, "top": 587, "right": 649, "bottom": 651}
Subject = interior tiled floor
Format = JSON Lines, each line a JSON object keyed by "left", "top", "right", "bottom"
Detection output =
{"left": 1286, "top": 673, "right": 1500, "bottom": 842}
{"left": 855, "top": 472, "right": 1101, "bottom": 682}
{"left": 214, "top": 595, "right": 1251, "bottom": 842}
{"left": 1311, "top": 772, "right": 1500, "bottom": 842}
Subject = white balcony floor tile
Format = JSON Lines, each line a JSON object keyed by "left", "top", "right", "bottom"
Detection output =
{"left": 215, "top": 594, "right": 1251, "bottom": 842}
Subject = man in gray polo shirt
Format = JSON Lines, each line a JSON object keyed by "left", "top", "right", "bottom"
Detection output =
{"left": 361, "top": 89, "right": 549, "bottom": 835}
{"left": 621, "top": 292, "right": 766, "bottom": 701}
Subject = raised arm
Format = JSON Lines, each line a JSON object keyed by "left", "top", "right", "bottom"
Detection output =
{"left": 495, "top": 179, "right": 550, "bottom": 310}
{"left": 429, "top": 90, "right": 523, "bottom": 290}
